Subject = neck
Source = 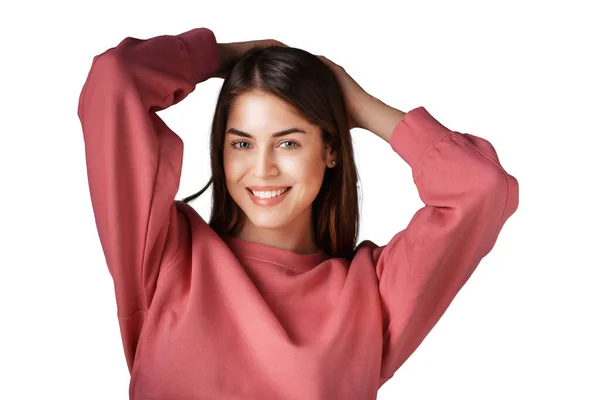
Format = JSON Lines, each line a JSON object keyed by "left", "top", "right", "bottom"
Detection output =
{"left": 234, "top": 210, "right": 318, "bottom": 254}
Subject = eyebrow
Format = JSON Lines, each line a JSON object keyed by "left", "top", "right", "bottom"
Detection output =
{"left": 225, "top": 127, "right": 307, "bottom": 138}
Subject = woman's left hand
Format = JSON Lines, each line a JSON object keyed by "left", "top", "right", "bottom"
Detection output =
{"left": 316, "top": 55, "right": 372, "bottom": 130}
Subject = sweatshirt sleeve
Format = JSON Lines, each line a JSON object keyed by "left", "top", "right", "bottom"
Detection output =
{"left": 373, "top": 107, "right": 519, "bottom": 385}
{"left": 77, "top": 28, "right": 220, "bottom": 370}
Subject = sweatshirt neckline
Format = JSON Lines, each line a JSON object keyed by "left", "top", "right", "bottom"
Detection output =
{"left": 222, "top": 234, "right": 329, "bottom": 272}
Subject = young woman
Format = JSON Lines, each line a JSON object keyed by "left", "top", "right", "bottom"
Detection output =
{"left": 78, "top": 27, "right": 519, "bottom": 399}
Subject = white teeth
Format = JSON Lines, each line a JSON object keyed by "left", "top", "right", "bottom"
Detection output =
{"left": 250, "top": 187, "right": 290, "bottom": 199}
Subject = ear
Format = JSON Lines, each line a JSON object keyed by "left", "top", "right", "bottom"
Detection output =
{"left": 326, "top": 147, "right": 337, "bottom": 168}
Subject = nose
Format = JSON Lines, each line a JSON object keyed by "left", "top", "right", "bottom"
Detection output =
{"left": 252, "top": 148, "right": 278, "bottom": 178}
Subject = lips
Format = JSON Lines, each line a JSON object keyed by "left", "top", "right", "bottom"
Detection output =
{"left": 247, "top": 186, "right": 291, "bottom": 193}
{"left": 247, "top": 186, "right": 292, "bottom": 192}
{"left": 246, "top": 186, "right": 292, "bottom": 207}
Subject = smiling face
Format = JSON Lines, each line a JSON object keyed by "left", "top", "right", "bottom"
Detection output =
{"left": 223, "top": 90, "right": 336, "bottom": 240}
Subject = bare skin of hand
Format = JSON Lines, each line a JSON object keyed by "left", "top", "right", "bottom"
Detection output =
{"left": 316, "top": 55, "right": 373, "bottom": 130}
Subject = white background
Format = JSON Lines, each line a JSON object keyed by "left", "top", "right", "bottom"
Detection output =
{"left": 1, "top": 0, "right": 598, "bottom": 399}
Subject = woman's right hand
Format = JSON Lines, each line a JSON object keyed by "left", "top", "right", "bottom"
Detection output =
{"left": 316, "top": 55, "right": 372, "bottom": 130}
{"left": 215, "top": 39, "right": 288, "bottom": 79}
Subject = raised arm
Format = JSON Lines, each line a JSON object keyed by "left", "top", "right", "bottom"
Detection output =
{"left": 77, "top": 27, "right": 220, "bottom": 371}
{"left": 366, "top": 106, "right": 519, "bottom": 385}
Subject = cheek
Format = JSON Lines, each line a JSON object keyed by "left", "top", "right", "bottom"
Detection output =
{"left": 223, "top": 154, "right": 244, "bottom": 179}
{"left": 289, "top": 156, "right": 326, "bottom": 193}
{"left": 223, "top": 158, "right": 245, "bottom": 196}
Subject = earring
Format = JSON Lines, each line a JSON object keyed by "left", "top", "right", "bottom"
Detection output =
{"left": 332, "top": 160, "right": 336, "bottom": 166}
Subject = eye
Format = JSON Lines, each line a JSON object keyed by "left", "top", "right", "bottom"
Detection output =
{"left": 280, "top": 140, "right": 299, "bottom": 150}
{"left": 231, "top": 140, "right": 251, "bottom": 150}
{"left": 230, "top": 140, "right": 299, "bottom": 150}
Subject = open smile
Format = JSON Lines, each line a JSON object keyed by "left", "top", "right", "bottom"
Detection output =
{"left": 246, "top": 187, "right": 292, "bottom": 207}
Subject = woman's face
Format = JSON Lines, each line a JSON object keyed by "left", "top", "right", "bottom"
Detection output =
{"left": 223, "top": 91, "right": 336, "bottom": 233}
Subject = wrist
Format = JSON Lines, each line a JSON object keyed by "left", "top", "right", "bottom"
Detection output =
{"left": 356, "top": 94, "right": 381, "bottom": 130}
{"left": 351, "top": 94, "right": 373, "bottom": 130}
{"left": 359, "top": 96, "right": 406, "bottom": 143}
{"left": 216, "top": 43, "right": 236, "bottom": 76}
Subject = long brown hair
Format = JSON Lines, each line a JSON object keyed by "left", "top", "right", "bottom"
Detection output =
{"left": 182, "top": 45, "right": 361, "bottom": 260}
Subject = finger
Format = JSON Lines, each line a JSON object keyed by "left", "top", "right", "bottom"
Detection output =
{"left": 270, "top": 39, "right": 289, "bottom": 47}
{"left": 317, "top": 55, "right": 338, "bottom": 68}
{"left": 316, "top": 55, "right": 330, "bottom": 65}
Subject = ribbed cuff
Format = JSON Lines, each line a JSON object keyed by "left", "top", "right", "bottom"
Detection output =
{"left": 389, "top": 106, "right": 453, "bottom": 170}
{"left": 176, "top": 27, "right": 221, "bottom": 84}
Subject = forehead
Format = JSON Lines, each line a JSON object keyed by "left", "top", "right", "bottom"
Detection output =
{"left": 227, "top": 91, "right": 308, "bottom": 128}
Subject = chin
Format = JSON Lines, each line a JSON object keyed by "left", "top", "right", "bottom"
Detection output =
{"left": 242, "top": 209, "right": 295, "bottom": 230}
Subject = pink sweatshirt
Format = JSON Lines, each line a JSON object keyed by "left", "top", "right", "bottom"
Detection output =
{"left": 77, "top": 27, "right": 519, "bottom": 399}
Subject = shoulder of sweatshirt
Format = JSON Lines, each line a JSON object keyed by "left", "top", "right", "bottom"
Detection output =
{"left": 351, "top": 105, "right": 519, "bottom": 264}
